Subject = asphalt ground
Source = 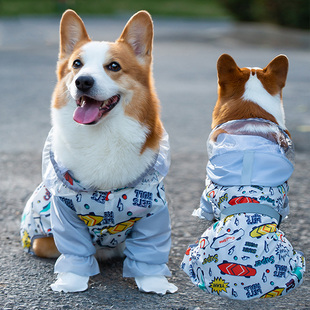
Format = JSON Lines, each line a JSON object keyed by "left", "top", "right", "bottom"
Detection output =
{"left": 0, "top": 14, "right": 309, "bottom": 310}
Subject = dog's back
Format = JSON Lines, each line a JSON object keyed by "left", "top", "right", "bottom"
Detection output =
{"left": 181, "top": 54, "right": 305, "bottom": 300}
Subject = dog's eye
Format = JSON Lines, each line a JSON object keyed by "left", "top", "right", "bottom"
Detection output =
{"left": 73, "top": 59, "right": 83, "bottom": 69}
{"left": 107, "top": 62, "right": 121, "bottom": 72}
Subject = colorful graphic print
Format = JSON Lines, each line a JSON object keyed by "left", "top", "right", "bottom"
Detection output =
{"left": 181, "top": 182, "right": 305, "bottom": 300}
{"left": 78, "top": 213, "right": 107, "bottom": 226}
{"left": 181, "top": 213, "right": 305, "bottom": 300}
{"left": 210, "top": 228, "right": 245, "bottom": 250}
{"left": 20, "top": 171, "right": 167, "bottom": 251}
{"left": 22, "top": 230, "right": 31, "bottom": 249}
{"left": 229, "top": 196, "right": 259, "bottom": 205}
{"left": 260, "top": 287, "right": 284, "bottom": 298}
{"left": 20, "top": 184, "right": 53, "bottom": 253}
{"left": 106, "top": 217, "right": 141, "bottom": 234}
{"left": 250, "top": 223, "right": 277, "bottom": 238}
{"left": 218, "top": 261, "right": 256, "bottom": 277}
{"left": 209, "top": 277, "right": 229, "bottom": 295}
{"left": 200, "top": 180, "right": 290, "bottom": 221}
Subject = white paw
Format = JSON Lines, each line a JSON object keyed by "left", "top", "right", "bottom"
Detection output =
{"left": 51, "top": 272, "right": 89, "bottom": 292}
{"left": 135, "top": 275, "right": 178, "bottom": 295}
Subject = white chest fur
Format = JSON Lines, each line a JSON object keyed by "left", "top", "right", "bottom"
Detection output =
{"left": 51, "top": 102, "right": 156, "bottom": 190}
{"left": 242, "top": 72, "right": 286, "bottom": 129}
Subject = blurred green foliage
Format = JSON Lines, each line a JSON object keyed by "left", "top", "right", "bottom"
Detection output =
{"left": 220, "top": 0, "right": 310, "bottom": 29}
{"left": 0, "top": 0, "right": 228, "bottom": 19}
{"left": 0, "top": 0, "right": 309, "bottom": 29}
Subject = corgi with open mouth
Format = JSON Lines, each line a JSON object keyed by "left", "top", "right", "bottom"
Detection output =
{"left": 20, "top": 10, "right": 177, "bottom": 295}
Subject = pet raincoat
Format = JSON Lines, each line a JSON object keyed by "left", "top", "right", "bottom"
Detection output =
{"left": 21, "top": 128, "right": 173, "bottom": 278}
{"left": 181, "top": 119, "right": 305, "bottom": 300}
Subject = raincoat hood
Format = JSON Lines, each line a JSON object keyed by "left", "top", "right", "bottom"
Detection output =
{"left": 206, "top": 118, "right": 294, "bottom": 186}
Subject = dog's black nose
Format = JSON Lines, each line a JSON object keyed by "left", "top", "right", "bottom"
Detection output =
{"left": 75, "top": 76, "right": 94, "bottom": 92}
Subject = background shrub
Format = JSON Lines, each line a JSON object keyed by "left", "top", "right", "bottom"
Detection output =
{"left": 220, "top": 0, "right": 310, "bottom": 29}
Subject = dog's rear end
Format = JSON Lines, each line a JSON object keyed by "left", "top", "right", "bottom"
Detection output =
{"left": 181, "top": 54, "right": 305, "bottom": 300}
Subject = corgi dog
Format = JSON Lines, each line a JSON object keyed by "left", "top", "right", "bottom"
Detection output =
{"left": 20, "top": 10, "right": 177, "bottom": 295}
{"left": 181, "top": 54, "right": 305, "bottom": 300}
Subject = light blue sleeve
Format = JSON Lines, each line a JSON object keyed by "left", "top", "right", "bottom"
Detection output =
{"left": 50, "top": 196, "right": 100, "bottom": 277}
{"left": 123, "top": 204, "right": 172, "bottom": 277}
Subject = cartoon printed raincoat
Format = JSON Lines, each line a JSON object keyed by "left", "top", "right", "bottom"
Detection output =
{"left": 21, "top": 128, "right": 173, "bottom": 278}
{"left": 181, "top": 119, "right": 305, "bottom": 300}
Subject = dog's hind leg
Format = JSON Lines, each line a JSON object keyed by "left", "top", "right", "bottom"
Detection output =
{"left": 33, "top": 236, "right": 60, "bottom": 258}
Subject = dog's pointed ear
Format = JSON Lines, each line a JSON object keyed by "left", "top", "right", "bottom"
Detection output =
{"left": 217, "top": 54, "right": 240, "bottom": 86}
{"left": 264, "top": 55, "right": 289, "bottom": 89}
{"left": 117, "top": 11, "right": 153, "bottom": 63}
{"left": 59, "top": 10, "right": 90, "bottom": 59}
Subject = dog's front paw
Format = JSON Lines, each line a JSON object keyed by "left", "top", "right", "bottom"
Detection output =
{"left": 135, "top": 275, "right": 178, "bottom": 295}
{"left": 51, "top": 272, "right": 89, "bottom": 293}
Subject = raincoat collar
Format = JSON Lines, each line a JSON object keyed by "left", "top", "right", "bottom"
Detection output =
{"left": 42, "top": 128, "right": 170, "bottom": 195}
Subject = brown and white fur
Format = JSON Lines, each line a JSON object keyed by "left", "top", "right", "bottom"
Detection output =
{"left": 32, "top": 10, "right": 176, "bottom": 294}
{"left": 212, "top": 53, "right": 289, "bottom": 131}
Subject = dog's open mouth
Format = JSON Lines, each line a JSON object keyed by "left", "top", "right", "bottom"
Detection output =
{"left": 73, "top": 95, "right": 120, "bottom": 125}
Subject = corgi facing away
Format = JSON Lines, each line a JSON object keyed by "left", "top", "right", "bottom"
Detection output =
{"left": 20, "top": 10, "right": 177, "bottom": 295}
{"left": 181, "top": 54, "right": 305, "bottom": 300}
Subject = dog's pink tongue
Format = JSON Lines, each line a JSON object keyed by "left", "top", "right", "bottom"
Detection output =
{"left": 73, "top": 100, "right": 102, "bottom": 124}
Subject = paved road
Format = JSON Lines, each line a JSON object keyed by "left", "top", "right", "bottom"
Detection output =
{"left": 0, "top": 14, "right": 309, "bottom": 310}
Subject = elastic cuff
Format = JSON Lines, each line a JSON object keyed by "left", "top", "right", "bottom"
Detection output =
{"left": 54, "top": 254, "right": 100, "bottom": 277}
{"left": 123, "top": 258, "right": 171, "bottom": 278}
